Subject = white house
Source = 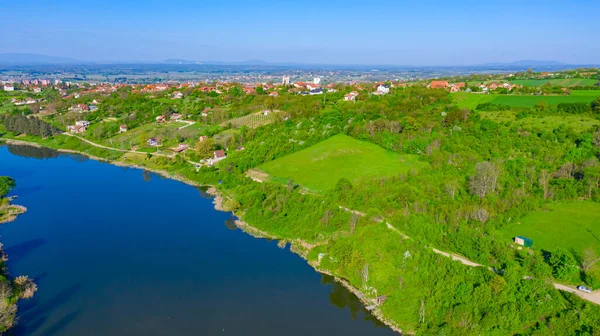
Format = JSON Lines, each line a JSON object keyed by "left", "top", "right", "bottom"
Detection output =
{"left": 3, "top": 85, "right": 14, "bottom": 92}
{"left": 375, "top": 85, "right": 390, "bottom": 95}
{"left": 344, "top": 91, "right": 359, "bottom": 101}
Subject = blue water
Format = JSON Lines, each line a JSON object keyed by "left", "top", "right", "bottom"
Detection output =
{"left": 0, "top": 144, "right": 394, "bottom": 336}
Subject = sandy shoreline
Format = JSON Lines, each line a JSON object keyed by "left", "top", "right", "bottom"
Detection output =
{"left": 1, "top": 138, "right": 404, "bottom": 334}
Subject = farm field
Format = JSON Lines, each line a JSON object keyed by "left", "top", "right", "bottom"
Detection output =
{"left": 223, "top": 110, "right": 281, "bottom": 128}
{"left": 511, "top": 78, "right": 598, "bottom": 87}
{"left": 499, "top": 201, "right": 600, "bottom": 256}
{"left": 453, "top": 90, "right": 600, "bottom": 109}
{"left": 259, "top": 133, "right": 428, "bottom": 191}
{"left": 482, "top": 111, "right": 600, "bottom": 133}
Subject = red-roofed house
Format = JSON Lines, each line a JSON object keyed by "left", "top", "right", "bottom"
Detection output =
{"left": 429, "top": 81, "right": 449, "bottom": 89}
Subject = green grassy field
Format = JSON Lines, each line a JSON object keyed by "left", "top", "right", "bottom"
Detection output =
{"left": 223, "top": 110, "right": 281, "bottom": 129}
{"left": 500, "top": 201, "right": 600, "bottom": 256}
{"left": 259, "top": 134, "right": 428, "bottom": 191}
{"left": 482, "top": 111, "right": 600, "bottom": 133}
{"left": 511, "top": 78, "right": 598, "bottom": 87}
{"left": 454, "top": 90, "right": 600, "bottom": 109}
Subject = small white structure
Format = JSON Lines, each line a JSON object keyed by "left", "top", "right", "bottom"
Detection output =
{"left": 313, "top": 77, "right": 321, "bottom": 85}
{"left": 3, "top": 85, "right": 14, "bottom": 91}
{"left": 375, "top": 84, "right": 390, "bottom": 95}
{"left": 344, "top": 91, "right": 359, "bottom": 101}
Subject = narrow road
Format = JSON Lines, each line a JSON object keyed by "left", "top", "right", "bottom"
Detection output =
{"left": 63, "top": 133, "right": 174, "bottom": 157}
{"left": 64, "top": 133, "right": 206, "bottom": 169}
{"left": 553, "top": 283, "right": 600, "bottom": 305}
{"left": 335, "top": 205, "right": 600, "bottom": 305}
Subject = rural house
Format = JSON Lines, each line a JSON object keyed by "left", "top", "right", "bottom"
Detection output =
{"left": 147, "top": 138, "right": 160, "bottom": 147}
{"left": 344, "top": 92, "right": 359, "bottom": 101}
{"left": 213, "top": 150, "right": 227, "bottom": 162}
{"left": 429, "top": 81, "right": 449, "bottom": 89}
{"left": 156, "top": 115, "right": 166, "bottom": 123}
{"left": 374, "top": 84, "right": 390, "bottom": 95}
{"left": 119, "top": 125, "right": 127, "bottom": 133}
{"left": 67, "top": 124, "right": 86, "bottom": 134}
{"left": 170, "top": 113, "right": 183, "bottom": 121}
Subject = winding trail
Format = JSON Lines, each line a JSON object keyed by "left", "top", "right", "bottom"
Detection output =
{"left": 63, "top": 133, "right": 203, "bottom": 167}
{"left": 335, "top": 206, "right": 600, "bottom": 305}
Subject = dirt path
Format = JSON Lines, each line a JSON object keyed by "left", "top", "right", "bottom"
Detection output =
{"left": 553, "top": 283, "right": 600, "bottom": 305}
{"left": 334, "top": 204, "right": 600, "bottom": 306}
{"left": 64, "top": 133, "right": 174, "bottom": 158}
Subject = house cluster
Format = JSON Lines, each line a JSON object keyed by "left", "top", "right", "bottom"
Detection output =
{"left": 68, "top": 104, "right": 91, "bottom": 113}
{"left": 67, "top": 120, "right": 90, "bottom": 134}
{"left": 156, "top": 113, "right": 184, "bottom": 124}
{"left": 476, "top": 82, "right": 518, "bottom": 92}
{"left": 11, "top": 97, "right": 39, "bottom": 105}
{"left": 427, "top": 80, "right": 518, "bottom": 93}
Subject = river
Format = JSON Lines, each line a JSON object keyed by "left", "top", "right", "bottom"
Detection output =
{"left": 0, "top": 144, "right": 395, "bottom": 336}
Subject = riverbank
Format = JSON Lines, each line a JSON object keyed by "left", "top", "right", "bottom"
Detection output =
{"left": 0, "top": 137, "right": 405, "bottom": 334}
{"left": 0, "top": 204, "right": 27, "bottom": 225}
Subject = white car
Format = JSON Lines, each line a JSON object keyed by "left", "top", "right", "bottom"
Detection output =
{"left": 577, "top": 285, "right": 592, "bottom": 293}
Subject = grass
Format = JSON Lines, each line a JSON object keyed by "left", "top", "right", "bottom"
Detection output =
{"left": 511, "top": 78, "right": 598, "bottom": 87}
{"left": 500, "top": 201, "right": 600, "bottom": 256}
{"left": 259, "top": 134, "right": 428, "bottom": 191}
{"left": 454, "top": 90, "right": 600, "bottom": 109}
{"left": 223, "top": 110, "right": 281, "bottom": 128}
{"left": 482, "top": 111, "right": 600, "bottom": 133}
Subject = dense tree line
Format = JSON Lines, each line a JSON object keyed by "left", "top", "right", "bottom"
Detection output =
{"left": 2, "top": 114, "right": 60, "bottom": 137}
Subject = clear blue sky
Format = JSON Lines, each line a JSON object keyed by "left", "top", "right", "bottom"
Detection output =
{"left": 1, "top": 0, "right": 598, "bottom": 65}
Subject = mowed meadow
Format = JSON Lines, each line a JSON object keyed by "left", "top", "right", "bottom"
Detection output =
{"left": 510, "top": 78, "right": 599, "bottom": 87}
{"left": 258, "top": 134, "right": 428, "bottom": 191}
{"left": 500, "top": 201, "right": 600, "bottom": 255}
{"left": 453, "top": 90, "right": 600, "bottom": 109}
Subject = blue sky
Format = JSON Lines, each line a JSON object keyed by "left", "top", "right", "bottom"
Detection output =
{"left": 1, "top": 0, "right": 598, "bottom": 65}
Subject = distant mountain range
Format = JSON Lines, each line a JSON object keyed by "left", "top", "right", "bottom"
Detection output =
{"left": 0, "top": 53, "right": 582, "bottom": 67}
{"left": 481, "top": 60, "right": 566, "bottom": 67}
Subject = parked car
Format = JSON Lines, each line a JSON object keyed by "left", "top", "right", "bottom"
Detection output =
{"left": 577, "top": 285, "right": 592, "bottom": 293}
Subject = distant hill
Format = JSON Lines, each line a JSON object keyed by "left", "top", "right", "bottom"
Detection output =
{"left": 0, "top": 53, "right": 87, "bottom": 65}
{"left": 482, "top": 60, "right": 566, "bottom": 66}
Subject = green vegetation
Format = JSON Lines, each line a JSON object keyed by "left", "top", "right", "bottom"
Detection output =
{"left": 223, "top": 110, "right": 282, "bottom": 128}
{"left": 454, "top": 90, "right": 600, "bottom": 109}
{"left": 0, "top": 176, "right": 37, "bottom": 332}
{"left": 500, "top": 201, "right": 600, "bottom": 255}
{"left": 511, "top": 78, "right": 598, "bottom": 87}
{"left": 260, "top": 134, "right": 427, "bottom": 191}
{"left": 482, "top": 111, "right": 600, "bottom": 133}
{"left": 3, "top": 76, "right": 600, "bottom": 334}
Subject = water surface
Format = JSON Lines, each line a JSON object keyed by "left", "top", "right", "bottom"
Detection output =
{"left": 0, "top": 144, "right": 394, "bottom": 335}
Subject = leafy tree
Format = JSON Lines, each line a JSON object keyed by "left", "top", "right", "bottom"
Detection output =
{"left": 548, "top": 248, "right": 578, "bottom": 280}
{"left": 0, "top": 177, "right": 16, "bottom": 198}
